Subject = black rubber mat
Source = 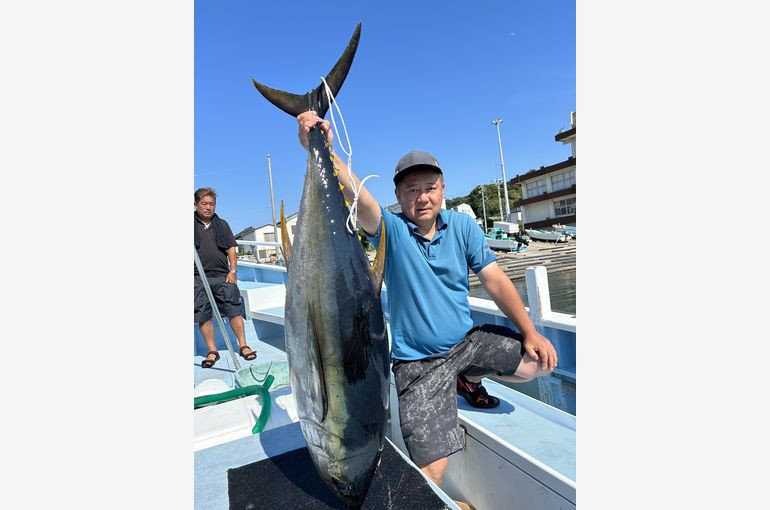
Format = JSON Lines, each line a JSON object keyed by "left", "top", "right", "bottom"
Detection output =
{"left": 227, "top": 439, "right": 451, "bottom": 509}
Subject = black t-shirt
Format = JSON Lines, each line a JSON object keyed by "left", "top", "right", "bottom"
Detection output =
{"left": 194, "top": 216, "right": 236, "bottom": 277}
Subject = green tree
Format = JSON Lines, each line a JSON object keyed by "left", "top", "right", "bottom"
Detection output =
{"left": 445, "top": 181, "right": 521, "bottom": 230}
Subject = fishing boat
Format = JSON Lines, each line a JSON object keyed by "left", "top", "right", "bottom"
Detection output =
{"left": 552, "top": 224, "right": 576, "bottom": 239}
{"left": 525, "top": 229, "right": 570, "bottom": 243}
{"left": 194, "top": 242, "right": 576, "bottom": 509}
{"left": 484, "top": 228, "right": 529, "bottom": 252}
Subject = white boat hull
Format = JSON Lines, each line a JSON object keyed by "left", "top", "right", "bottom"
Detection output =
{"left": 486, "top": 238, "right": 528, "bottom": 252}
{"left": 525, "top": 229, "right": 568, "bottom": 242}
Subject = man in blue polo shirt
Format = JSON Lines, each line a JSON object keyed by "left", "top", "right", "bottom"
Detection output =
{"left": 297, "top": 112, "right": 557, "bottom": 487}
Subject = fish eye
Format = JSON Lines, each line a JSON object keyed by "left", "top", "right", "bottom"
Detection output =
{"left": 332, "top": 477, "right": 352, "bottom": 494}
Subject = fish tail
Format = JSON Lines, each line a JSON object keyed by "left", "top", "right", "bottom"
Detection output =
{"left": 251, "top": 22, "right": 361, "bottom": 118}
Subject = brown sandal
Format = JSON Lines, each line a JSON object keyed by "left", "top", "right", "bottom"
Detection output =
{"left": 201, "top": 351, "right": 220, "bottom": 368}
{"left": 239, "top": 345, "right": 257, "bottom": 361}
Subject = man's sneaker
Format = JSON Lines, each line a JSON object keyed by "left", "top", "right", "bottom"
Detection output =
{"left": 456, "top": 374, "right": 500, "bottom": 409}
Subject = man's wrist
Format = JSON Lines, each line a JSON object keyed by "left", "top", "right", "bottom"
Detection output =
{"left": 229, "top": 270, "right": 236, "bottom": 274}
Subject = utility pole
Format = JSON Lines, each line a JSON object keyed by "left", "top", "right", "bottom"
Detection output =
{"left": 492, "top": 119, "right": 511, "bottom": 220}
{"left": 480, "top": 185, "right": 488, "bottom": 231}
{"left": 267, "top": 154, "right": 278, "bottom": 251}
{"left": 494, "top": 178, "right": 503, "bottom": 221}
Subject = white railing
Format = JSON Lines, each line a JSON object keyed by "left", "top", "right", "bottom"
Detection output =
{"left": 236, "top": 240, "right": 282, "bottom": 249}
{"left": 236, "top": 240, "right": 283, "bottom": 264}
{"left": 468, "top": 266, "right": 575, "bottom": 333}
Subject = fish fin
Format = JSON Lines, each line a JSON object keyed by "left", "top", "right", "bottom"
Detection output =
{"left": 369, "top": 221, "right": 386, "bottom": 296}
{"left": 280, "top": 201, "right": 292, "bottom": 269}
{"left": 308, "top": 305, "right": 329, "bottom": 422}
{"left": 251, "top": 22, "right": 361, "bottom": 118}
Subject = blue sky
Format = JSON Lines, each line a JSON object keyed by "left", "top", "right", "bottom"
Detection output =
{"left": 195, "top": 0, "right": 575, "bottom": 233}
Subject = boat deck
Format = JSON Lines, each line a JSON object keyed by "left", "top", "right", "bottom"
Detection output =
{"left": 457, "top": 379, "right": 575, "bottom": 481}
{"left": 194, "top": 421, "right": 459, "bottom": 509}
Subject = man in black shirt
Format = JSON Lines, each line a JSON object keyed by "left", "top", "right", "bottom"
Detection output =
{"left": 194, "top": 187, "right": 256, "bottom": 367}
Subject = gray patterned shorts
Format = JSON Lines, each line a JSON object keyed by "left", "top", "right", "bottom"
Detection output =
{"left": 391, "top": 324, "right": 525, "bottom": 466}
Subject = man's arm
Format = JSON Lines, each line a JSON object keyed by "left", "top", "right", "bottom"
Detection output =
{"left": 226, "top": 246, "right": 238, "bottom": 284}
{"left": 297, "top": 111, "right": 381, "bottom": 235}
{"left": 477, "top": 262, "right": 558, "bottom": 370}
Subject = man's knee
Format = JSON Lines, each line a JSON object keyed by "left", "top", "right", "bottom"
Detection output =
{"left": 512, "top": 355, "right": 554, "bottom": 381}
{"left": 529, "top": 365, "right": 554, "bottom": 380}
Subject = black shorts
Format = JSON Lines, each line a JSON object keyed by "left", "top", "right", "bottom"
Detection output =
{"left": 194, "top": 275, "right": 246, "bottom": 324}
{"left": 391, "top": 324, "right": 525, "bottom": 466}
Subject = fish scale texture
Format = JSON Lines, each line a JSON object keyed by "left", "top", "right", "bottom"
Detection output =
{"left": 227, "top": 440, "right": 451, "bottom": 509}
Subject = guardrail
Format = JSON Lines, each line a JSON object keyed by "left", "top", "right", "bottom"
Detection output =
{"left": 236, "top": 240, "right": 284, "bottom": 264}
{"left": 236, "top": 240, "right": 282, "bottom": 248}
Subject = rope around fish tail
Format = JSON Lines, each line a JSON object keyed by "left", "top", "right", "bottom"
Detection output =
{"left": 320, "top": 77, "right": 379, "bottom": 235}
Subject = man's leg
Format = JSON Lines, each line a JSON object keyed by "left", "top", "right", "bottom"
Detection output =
{"left": 228, "top": 315, "right": 254, "bottom": 358}
{"left": 198, "top": 320, "right": 218, "bottom": 363}
{"left": 495, "top": 353, "right": 553, "bottom": 383}
{"left": 458, "top": 324, "right": 553, "bottom": 407}
{"left": 392, "top": 358, "right": 465, "bottom": 490}
{"left": 195, "top": 275, "right": 217, "bottom": 364}
{"left": 419, "top": 456, "right": 449, "bottom": 486}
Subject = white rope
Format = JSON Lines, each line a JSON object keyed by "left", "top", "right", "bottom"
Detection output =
{"left": 319, "top": 77, "right": 379, "bottom": 235}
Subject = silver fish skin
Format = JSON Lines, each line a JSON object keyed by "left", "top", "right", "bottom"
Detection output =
{"left": 284, "top": 125, "right": 390, "bottom": 509}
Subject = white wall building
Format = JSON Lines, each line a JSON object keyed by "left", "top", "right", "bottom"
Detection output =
{"left": 511, "top": 112, "right": 576, "bottom": 229}
{"left": 234, "top": 212, "right": 299, "bottom": 262}
{"left": 452, "top": 203, "right": 483, "bottom": 229}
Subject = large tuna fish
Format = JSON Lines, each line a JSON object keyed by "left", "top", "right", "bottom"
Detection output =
{"left": 252, "top": 23, "right": 391, "bottom": 509}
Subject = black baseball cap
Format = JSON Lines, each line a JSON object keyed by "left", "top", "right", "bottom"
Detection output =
{"left": 393, "top": 150, "right": 443, "bottom": 184}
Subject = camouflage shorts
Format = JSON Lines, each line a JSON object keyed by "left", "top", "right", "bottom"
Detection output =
{"left": 391, "top": 324, "right": 525, "bottom": 466}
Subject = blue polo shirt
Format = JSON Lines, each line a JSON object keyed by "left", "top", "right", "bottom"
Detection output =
{"left": 369, "top": 208, "right": 496, "bottom": 360}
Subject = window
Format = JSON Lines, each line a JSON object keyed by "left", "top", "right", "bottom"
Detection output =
{"left": 551, "top": 169, "right": 575, "bottom": 191}
{"left": 525, "top": 178, "right": 547, "bottom": 197}
{"left": 263, "top": 232, "right": 276, "bottom": 242}
{"left": 554, "top": 197, "right": 576, "bottom": 216}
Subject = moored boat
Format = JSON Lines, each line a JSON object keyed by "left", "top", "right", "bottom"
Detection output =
{"left": 552, "top": 224, "right": 576, "bottom": 239}
{"left": 526, "top": 228, "right": 569, "bottom": 242}
{"left": 484, "top": 228, "right": 529, "bottom": 252}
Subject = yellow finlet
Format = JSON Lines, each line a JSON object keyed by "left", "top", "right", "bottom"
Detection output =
{"left": 279, "top": 201, "right": 292, "bottom": 270}
{"left": 369, "top": 221, "right": 386, "bottom": 296}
